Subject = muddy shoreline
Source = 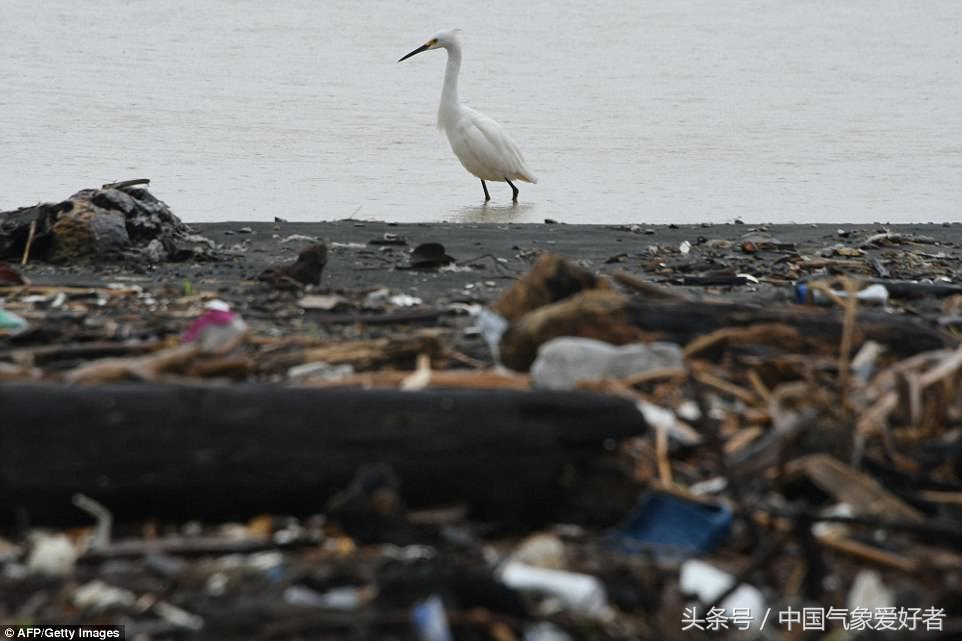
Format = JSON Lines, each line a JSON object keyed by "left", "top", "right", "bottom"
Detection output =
{"left": 9, "top": 218, "right": 960, "bottom": 377}
{"left": 19, "top": 220, "right": 961, "bottom": 297}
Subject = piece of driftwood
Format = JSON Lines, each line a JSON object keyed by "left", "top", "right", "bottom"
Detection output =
{"left": 499, "top": 290, "right": 955, "bottom": 371}
{"left": 261, "top": 330, "right": 446, "bottom": 372}
{"left": 301, "top": 368, "right": 531, "bottom": 391}
{"left": 0, "top": 340, "right": 164, "bottom": 367}
{"left": 0, "top": 384, "right": 646, "bottom": 526}
{"left": 492, "top": 253, "right": 610, "bottom": 322}
{"left": 787, "top": 454, "right": 925, "bottom": 522}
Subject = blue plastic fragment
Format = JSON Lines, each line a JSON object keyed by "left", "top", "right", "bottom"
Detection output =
{"left": 609, "top": 491, "right": 732, "bottom": 557}
{"left": 0, "top": 309, "right": 28, "bottom": 334}
{"left": 412, "top": 594, "right": 453, "bottom": 641}
{"left": 794, "top": 283, "right": 810, "bottom": 304}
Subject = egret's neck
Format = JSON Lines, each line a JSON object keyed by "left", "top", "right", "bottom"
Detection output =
{"left": 438, "top": 43, "right": 462, "bottom": 131}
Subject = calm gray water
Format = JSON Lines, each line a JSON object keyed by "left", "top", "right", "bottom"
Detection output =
{"left": 1, "top": 1, "right": 960, "bottom": 224}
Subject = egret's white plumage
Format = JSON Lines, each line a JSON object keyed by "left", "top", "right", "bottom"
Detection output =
{"left": 399, "top": 29, "right": 537, "bottom": 202}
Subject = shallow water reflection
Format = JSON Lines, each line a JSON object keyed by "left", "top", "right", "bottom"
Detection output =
{"left": 451, "top": 202, "right": 538, "bottom": 223}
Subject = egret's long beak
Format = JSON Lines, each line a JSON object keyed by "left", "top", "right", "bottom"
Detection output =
{"left": 398, "top": 43, "right": 430, "bottom": 63}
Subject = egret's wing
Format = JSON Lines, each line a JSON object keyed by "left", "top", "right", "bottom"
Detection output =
{"left": 454, "top": 109, "right": 537, "bottom": 183}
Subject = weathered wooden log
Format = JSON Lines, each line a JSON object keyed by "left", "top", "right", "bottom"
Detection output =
{"left": 499, "top": 290, "right": 956, "bottom": 370}
{"left": 0, "top": 384, "right": 646, "bottom": 526}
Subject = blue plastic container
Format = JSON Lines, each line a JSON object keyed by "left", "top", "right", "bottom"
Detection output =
{"left": 608, "top": 491, "right": 732, "bottom": 557}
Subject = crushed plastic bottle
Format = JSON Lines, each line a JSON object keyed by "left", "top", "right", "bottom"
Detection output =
{"left": 531, "top": 337, "right": 683, "bottom": 390}
{"left": 499, "top": 561, "right": 608, "bottom": 618}
{"left": 794, "top": 282, "right": 889, "bottom": 306}
{"left": 182, "top": 300, "right": 248, "bottom": 353}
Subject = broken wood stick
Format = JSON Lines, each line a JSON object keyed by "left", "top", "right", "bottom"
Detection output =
{"left": 20, "top": 219, "right": 36, "bottom": 266}
{"left": 102, "top": 178, "right": 151, "bottom": 190}
{"left": 262, "top": 330, "right": 446, "bottom": 372}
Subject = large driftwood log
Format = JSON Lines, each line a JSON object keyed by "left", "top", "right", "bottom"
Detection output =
{"left": 499, "top": 290, "right": 955, "bottom": 371}
{"left": 0, "top": 384, "right": 646, "bottom": 526}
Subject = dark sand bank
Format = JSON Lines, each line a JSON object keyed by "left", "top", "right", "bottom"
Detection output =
{"left": 19, "top": 220, "right": 961, "bottom": 299}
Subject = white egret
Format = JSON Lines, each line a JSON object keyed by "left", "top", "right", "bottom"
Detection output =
{"left": 398, "top": 29, "right": 537, "bottom": 202}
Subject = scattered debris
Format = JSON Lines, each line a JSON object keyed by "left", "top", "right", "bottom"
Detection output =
{"left": 2, "top": 201, "right": 962, "bottom": 640}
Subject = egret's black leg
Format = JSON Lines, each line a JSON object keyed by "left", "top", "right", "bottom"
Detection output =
{"left": 481, "top": 180, "right": 491, "bottom": 202}
{"left": 506, "top": 179, "right": 519, "bottom": 202}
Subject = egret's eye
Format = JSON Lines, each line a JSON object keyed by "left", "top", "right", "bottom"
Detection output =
{"left": 429, "top": 39, "right": 437, "bottom": 46}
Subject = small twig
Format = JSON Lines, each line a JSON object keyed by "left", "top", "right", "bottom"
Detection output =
{"left": 456, "top": 253, "right": 517, "bottom": 277}
{"left": 753, "top": 510, "right": 921, "bottom": 573}
{"left": 838, "top": 278, "right": 860, "bottom": 408}
{"left": 0, "top": 340, "right": 163, "bottom": 367}
{"left": 0, "top": 285, "right": 141, "bottom": 296}
{"left": 102, "top": 178, "right": 150, "bottom": 190}
{"left": 746, "top": 369, "right": 771, "bottom": 403}
{"left": 301, "top": 369, "right": 531, "bottom": 391}
{"left": 756, "top": 506, "right": 962, "bottom": 541}
{"left": 80, "top": 535, "right": 305, "bottom": 560}
{"left": 919, "top": 490, "right": 962, "bottom": 506}
{"left": 723, "top": 426, "right": 764, "bottom": 456}
{"left": 817, "top": 533, "right": 918, "bottom": 573}
{"left": 691, "top": 368, "right": 757, "bottom": 405}
{"left": 870, "top": 257, "right": 890, "bottom": 278}
{"left": 400, "top": 353, "right": 432, "bottom": 391}
{"left": 72, "top": 493, "right": 113, "bottom": 549}
{"left": 622, "top": 366, "right": 687, "bottom": 387}
{"left": 613, "top": 270, "right": 687, "bottom": 300}
{"left": 20, "top": 220, "right": 37, "bottom": 266}
{"left": 919, "top": 345, "right": 962, "bottom": 388}
{"left": 306, "top": 310, "right": 444, "bottom": 325}
{"left": 447, "top": 350, "right": 488, "bottom": 369}
{"left": 655, "top": 419, "right": 673, "bottom": 485}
